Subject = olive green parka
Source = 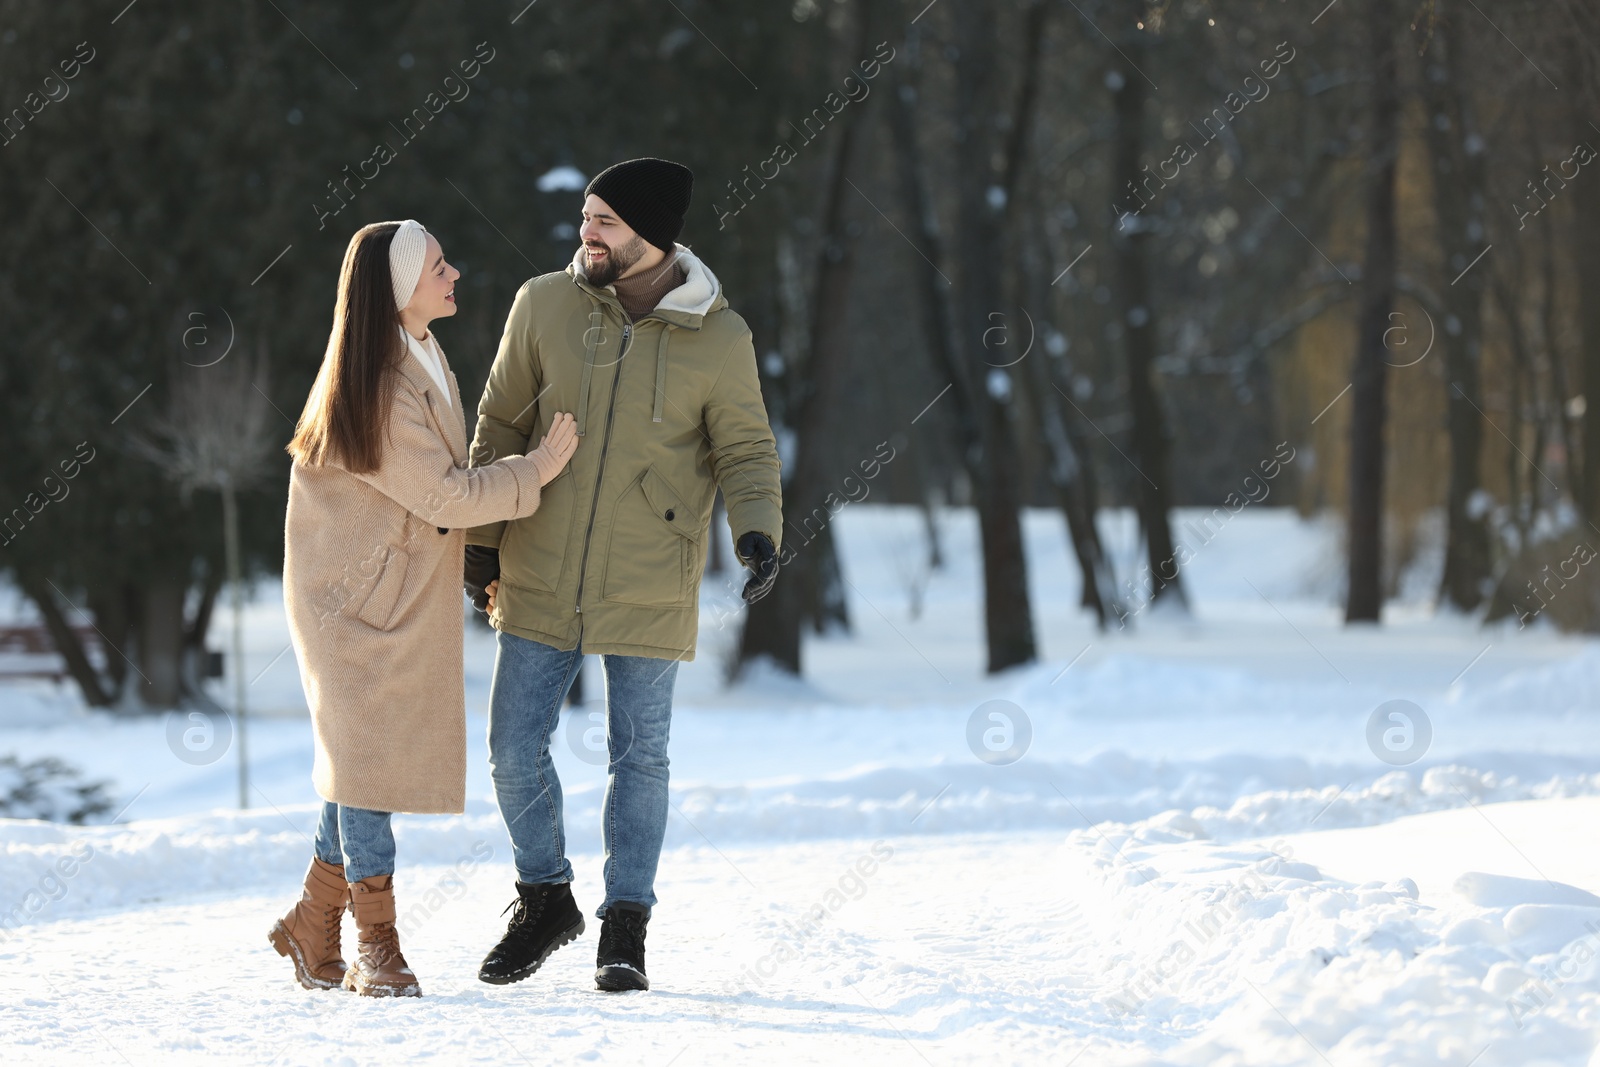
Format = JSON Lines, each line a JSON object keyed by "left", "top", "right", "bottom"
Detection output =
{"left": 466, "top": 243, "right": 783, "bottom": 661}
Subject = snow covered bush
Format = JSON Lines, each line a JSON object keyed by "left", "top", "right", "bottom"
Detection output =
{"left": 0, "top": 754, "right": 114, "bottom": 824}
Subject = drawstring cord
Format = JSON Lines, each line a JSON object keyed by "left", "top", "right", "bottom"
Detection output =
{"left": 652, "top": 325, "right": 674, "bottom": 423}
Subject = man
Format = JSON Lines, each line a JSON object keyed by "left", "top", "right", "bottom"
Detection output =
{"left": 463, "top": 157, "right": 783, "bottom": 992}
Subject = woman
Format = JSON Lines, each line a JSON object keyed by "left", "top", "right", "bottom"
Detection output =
{"left": 269, "top": 220, "right": 577, "bottom": 997}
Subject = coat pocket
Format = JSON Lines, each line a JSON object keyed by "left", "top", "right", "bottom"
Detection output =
{"left": 602, "top": 466, "right": 698, "bottom": 607}
{"left": 355, "top": 546, "right": 410, "bottom": 631}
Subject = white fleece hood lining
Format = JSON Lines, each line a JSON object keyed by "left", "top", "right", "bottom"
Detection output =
{"left": 570, "top": 241, "right": 721, "bottom": 318}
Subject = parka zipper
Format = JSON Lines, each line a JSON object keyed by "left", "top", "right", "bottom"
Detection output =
{"left": 573, "top": 320, "right": 633, "bottom": 616}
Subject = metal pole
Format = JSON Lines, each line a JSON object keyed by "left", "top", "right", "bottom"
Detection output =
{"left": 224, "top": 480, "right": 248, "bottom": 809}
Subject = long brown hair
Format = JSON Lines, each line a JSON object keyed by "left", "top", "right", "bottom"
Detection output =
{"left": 287, "top": 222, "right": 404, "bottom": 474}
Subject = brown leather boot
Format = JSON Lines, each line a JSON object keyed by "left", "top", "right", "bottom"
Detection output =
{"left": 268, "top": 857, "right": 349, "bottom": 990}
{"left": 342, "top": 874, "right": 422, "bottom": 997}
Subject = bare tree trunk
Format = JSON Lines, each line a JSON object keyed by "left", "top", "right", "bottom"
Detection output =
{"left": 1535, "top": 208, "right": 1565, "bottom": 519}
{"left": 1347, "top": 0, "right": 1401, "bottom": 623}
{"left": 185, "top": 564, "right": 221, "bottom": 665}
{"left": 17, "top": 574, "right": 112, "bottom": 707}
{"left": 87, "top": 584, "right": 132, "bottom": 695}
{"left": 1535, "top": 210, "right": 1581, "bottom": 504}
{"left": 891, "top": 19, "right": 1043, "bottom": 667}
{"left": 886, "top": 39, "right": 973, "bottom": 444}
{"left": 224, "top": 482, "right": 249, "bottom": 808}
{"left": 1423, "top": 16, "right": 1491, "bottom": 611}
{"left": 1547, "top": 15, "right": 1600, "bottom": 522}
{"left": 999, "top": 0, "right": 1118, "bottom": 626}
{"left": 953, "top": 0, "right": 1037, "bottom": 671}
{"left": 26, "top": 572, "right": 191, "bottom": 712}
{"left": 736, "top": 0, "right": 877, "bottom": 676}
{"left": 139, "top": 579, "right": 186, "bottom": 708}
{"left": 886, "top": 46, "right": 960, "bottom": 580}
{"left": 1021, "top": 223, "right": 1120, "bottom": 626}
{"left": 921, "top": 494, "right": 944, "bottom": 570}
{"left": 1578, "top": 133, "right": 1600, "bottom": 524}
{"left": 1495, "top": 273, "right": 1536, "bottom": 542}
{"left": 1108, "top": 37, "right": 1187, "bottom": 611}
{"left": 1509, "top": 345, "right": 1529, "bottom": 539}
{"left": 1034, "top": 364, "right": 1120, "bottom": 626}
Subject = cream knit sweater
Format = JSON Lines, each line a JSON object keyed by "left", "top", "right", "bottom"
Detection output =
{"left": 401, "top": 325, "right": 451, "bottom": 407}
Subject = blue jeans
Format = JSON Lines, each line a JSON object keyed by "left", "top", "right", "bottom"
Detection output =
{"left": 487, "top": 630, "right": 679, "bottom": 917}
{"left": 312, "top": 801, "right": 395, "bottom": 883}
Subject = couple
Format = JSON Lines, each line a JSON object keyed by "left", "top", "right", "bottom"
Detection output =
{"left": 270, "top": 158, "right": 784, "bottom": 998}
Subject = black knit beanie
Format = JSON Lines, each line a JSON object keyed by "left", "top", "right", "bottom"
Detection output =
{"left": 584, "top": 157, "right": 694, "bottom": 253}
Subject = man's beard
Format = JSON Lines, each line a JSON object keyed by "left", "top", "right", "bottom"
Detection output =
{"left": 583, "top": 234, "right": 646, "bottom": 288}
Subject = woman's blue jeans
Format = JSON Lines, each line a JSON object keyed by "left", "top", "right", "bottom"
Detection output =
{"left": 312, "top": 801, "right": 395, "bottom": 883}
{"left": 486, "top": 630, "right": 679, "bottom": 917}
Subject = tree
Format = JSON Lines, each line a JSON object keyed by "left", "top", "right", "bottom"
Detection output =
{"left": 132, "top": 349, "right": 279, "bottom": 801}
{"left": 946, "top": 0, "right": 1040, "bottom": 670}
{"left": 734, "top": 0, "right": 881, "bottom": 677}
{"left": 1061, "top": 1, "right": 1191, "bottom": 614}
{"left": 1422, "top": 5, "right": 1492, "bottom": 611}
{"left": 1346, "top": 0, "right": 1402, "bottom": 623}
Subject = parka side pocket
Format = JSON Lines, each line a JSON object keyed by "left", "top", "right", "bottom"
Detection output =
{"left": 602, "top": 467, "right": 697, "bottom": 607}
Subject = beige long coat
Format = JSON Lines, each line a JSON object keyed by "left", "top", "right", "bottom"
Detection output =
{"left": 284, "top": 336, "right": 545, "bottom": 814}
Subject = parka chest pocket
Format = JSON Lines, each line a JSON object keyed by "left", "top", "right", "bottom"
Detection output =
{"left": 602, "top": 466, "right": 699, "bottom": 607}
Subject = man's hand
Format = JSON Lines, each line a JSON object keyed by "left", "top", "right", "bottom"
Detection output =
{"left": 464, "top": 545, "right": 501, "bottom": 613}
{"left": 735, "top": 531, "right": 778, "bottom": 604}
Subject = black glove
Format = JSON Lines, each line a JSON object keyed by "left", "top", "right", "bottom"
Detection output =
{"left": 735, "top": 531, "right": 778, "bottom": 604}
{"left": 464, "top": 545, "right": 501, "bottom": 613}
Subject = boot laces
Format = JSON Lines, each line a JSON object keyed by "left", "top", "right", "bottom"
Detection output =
{"left": 321, "top": 900, "right": 345, "bottom": 948}
{"left": 603, "top": 911, "right": 647, "bottom": 963}
{"left": 502, "top": 891, "right": 547, "bottom": 933}
{"left": 356, "top": 922, "right": 405, "bottom": 973}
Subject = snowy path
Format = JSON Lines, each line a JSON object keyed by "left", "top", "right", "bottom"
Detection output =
{"left": 3, "top": 834, "right": 1085, "bottom": 1066}
{"left": 8, "top": 805, "right": 1600, "bottom": 1065}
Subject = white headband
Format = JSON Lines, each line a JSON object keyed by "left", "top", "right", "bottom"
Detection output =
{"left": 388, "top": 219, "right": 429, "bottom": 310}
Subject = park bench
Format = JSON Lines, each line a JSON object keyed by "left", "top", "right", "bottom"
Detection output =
{"left": 0, "top": 624, "right": 104, "bottom": 683}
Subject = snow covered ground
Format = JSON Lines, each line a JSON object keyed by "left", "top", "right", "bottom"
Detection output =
{"left": 3, "top": 505, "right": 1600, "bottom": 1064}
